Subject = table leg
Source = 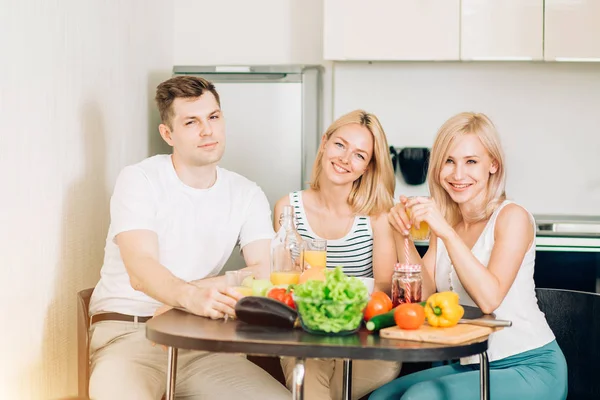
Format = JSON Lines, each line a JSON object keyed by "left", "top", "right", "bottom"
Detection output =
{"left": 292, "top": 358, "right": 305, "bottom": 400}
{"left": 479, "top": 351, "right": 489, "bottom": 400}
{"left": 342, "top": 359, "right": 352, "bottom": 400}
{"left": 166, "top": 347, "right": 178, "bottom": 400}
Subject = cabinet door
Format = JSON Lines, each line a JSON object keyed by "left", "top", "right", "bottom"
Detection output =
{"left": 545, "top": 0, "right": 600, "bottom": 61}
{"left": 461, "top": 0, "right": 543, "bottom": 60}
{"left": 324, "top": 0, "right": 460, "bottom": 61}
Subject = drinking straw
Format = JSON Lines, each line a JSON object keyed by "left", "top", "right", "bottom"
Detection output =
{"left": 403, "top": 237, "right": 412, "bottom": 303}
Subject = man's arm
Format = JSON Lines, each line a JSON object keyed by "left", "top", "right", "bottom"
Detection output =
{"left": 118, "top": 229, "right": 241, "bottom": 318}
{"left": 236, "top": 186, "right": 274, "bottom": 279}
{"left": 240, "top": 238, "right": 271, "bottom": 279}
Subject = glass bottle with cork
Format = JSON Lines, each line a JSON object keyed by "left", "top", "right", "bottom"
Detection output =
{"left": 270, "top": 205, "right": 304, "bottom": 286}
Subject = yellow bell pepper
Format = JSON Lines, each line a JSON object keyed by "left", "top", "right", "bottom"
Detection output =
{"left": 424, "top": 291, "right": 465, "bottom": 328}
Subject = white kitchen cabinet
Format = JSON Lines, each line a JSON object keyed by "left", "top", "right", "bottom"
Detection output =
{"left": 173, "top": 0, "right": 324, "bottom": 65}
{"left": 461, "top": 0, "right": 543, "bottom": 61}
{"left": 323, "top": 0, "right": 460, "bottom": 61}
{"left": 545, "top": 0, "right": 600, "bottom": 61}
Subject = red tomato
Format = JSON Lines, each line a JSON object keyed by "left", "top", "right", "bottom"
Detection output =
{"left": 394, "top": 303, "right": 426, "bottom": 330}
{"left": 364, "top": 292, "right": 393, "bottom": 321}
{"left": 267, "top": 288, "right": 296, "bottom": 309}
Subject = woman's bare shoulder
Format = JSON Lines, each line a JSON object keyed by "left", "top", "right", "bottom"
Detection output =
{"left": 495, "top": 203, "right": 533, "bottom": 238}
{"left": 275, "top": 194, "right": 291, "bottom": 209}
{"left": 496, "top": 203, "right": 531, "bottom": 225}
{"left": 370, "top": 212, "right": 395, "bottom": 237}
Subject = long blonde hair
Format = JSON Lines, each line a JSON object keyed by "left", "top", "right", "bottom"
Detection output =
{"left": 427, "top": 112, "right": 507, "bottom": 226}
{"left": 310, "top": 110, "right": 395, "bottom": 216}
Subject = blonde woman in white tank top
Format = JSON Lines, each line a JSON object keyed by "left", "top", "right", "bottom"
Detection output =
{"left": 275, "top": 110, "right": 401, "bottom": 399}
{"left": 370, "top": 113, "right": 567, "bottom": 400}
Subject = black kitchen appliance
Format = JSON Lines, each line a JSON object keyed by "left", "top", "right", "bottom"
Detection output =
{"left": 396, "top": 147, "right": 430, "bottom": 185}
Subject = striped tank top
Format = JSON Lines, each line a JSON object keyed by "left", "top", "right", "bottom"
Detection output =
{"left": 289, "top": 191, "right": 374, "bottom": 278}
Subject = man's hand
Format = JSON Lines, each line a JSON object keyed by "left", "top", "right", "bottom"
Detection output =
{"left": 179, "top": 285, "right": 243, "bottom": 319}
{"left": 153, "top": 304, "right": 173, "bottom": 318}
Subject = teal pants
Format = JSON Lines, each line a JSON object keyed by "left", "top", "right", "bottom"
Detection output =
{"left": 369, "top": 340, "right": 567, "bottom": 400}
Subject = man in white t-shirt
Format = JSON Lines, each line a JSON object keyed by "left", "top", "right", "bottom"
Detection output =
{"left": 87, "top": 76, "right": 291, "bottom": 399}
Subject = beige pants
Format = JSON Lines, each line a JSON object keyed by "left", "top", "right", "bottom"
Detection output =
{"left": 89, "top": 321, "right": 291, "bottom": 400}
{"left": 280, "top": 357, "right": 401, "bottom": 400}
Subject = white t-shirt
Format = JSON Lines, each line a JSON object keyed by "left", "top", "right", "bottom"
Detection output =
{"left": 89, "top": 154, "right": 274, "bottom": 316}
{"left": 436, "top": 200, "right": 555, "bottom": 364}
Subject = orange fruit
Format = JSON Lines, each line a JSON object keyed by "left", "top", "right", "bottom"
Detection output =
{"left": 298, "top": 267, "right": 326, "bottom": 284}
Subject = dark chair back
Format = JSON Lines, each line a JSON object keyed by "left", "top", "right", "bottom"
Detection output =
{"left": 536, "top": 288, "right": 600, "bottom": 399}
{"left": 77, "top": 288, "right": 94, "bottom": 399}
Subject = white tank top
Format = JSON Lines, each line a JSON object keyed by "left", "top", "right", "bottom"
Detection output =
{"left": 435, "top": 200, "right": 555, "bottom": 364}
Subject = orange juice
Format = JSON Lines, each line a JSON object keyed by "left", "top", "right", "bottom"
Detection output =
{"left": 233, "top": 286, "right": 253, "bottom": 297}
{"left": 270, "top": 271, "right": 301, "bottom": 285}
{"left": 406, "top": 207, "right": 430, "bottom": 241}
{"left": 304, "top": 250, "right": 327, "bottom": 269}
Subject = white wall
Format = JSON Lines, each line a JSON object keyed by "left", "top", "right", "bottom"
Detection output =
{"left": 0, "top": 1, "right": 173, "bottom": 398}
{"left": 333, "top": 62, "right": 600, "bottom": 215}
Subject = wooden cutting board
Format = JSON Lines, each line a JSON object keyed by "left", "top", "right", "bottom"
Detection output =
{"left": 380, "top": 323, "right": 500, "bottom": 345}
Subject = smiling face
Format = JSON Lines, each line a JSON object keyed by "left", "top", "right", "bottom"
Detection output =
{"left": 159, "top": 92, "right": 225, "bottom": 168}
{"left": 320, "top": 123, "right": 374, "bottom": 186}
{"left": 439, "top": 133, "right": 498, "bottom": 207}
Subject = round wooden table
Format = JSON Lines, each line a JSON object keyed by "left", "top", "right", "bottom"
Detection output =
{"left": 147, "top": 309, "right": 491, "bottom": 400}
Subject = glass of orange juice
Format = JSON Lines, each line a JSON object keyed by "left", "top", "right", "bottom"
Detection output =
{"left": 406, "top": 197, "right": 430, "bottom": 241}
{"left": 226, "top": 270, "right": 254, "bottom": 297}
{"left": 304, "top": 238, "right": 327, "bottom": 270}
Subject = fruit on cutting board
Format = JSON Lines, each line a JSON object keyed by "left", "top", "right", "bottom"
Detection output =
{"left": 424, "top": 291, "right": 464, "bottom": 328}
{"left": 394, "top": 303, "right": 426, "bottom": 330}
{"left": 364, "top": 291, "right": 393, "bottom": 321}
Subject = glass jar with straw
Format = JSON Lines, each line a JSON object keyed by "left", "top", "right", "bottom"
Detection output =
{"left": 391, "top": 237, "right": 423, "bottom": 307}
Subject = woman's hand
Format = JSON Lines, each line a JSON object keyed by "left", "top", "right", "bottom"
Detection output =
{"left": 388, "top": 196, "right": 411, "bottom": 236}
{"left": 405, "top": 196, "right": 454, "bottom": 240}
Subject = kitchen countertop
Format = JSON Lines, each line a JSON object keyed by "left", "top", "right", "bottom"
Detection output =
{"left": 533, "top": 214, "right": 600, "bottom": 223}
{"left": 533, "top": 214, "right": 600, "bottom": 239}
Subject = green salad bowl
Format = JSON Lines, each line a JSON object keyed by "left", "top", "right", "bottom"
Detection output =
{"left": 293, "top": 295, "right": 369, "bottom": 336}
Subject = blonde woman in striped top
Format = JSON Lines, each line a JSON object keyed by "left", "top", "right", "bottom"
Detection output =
{"left": 274, "top": 109, "right": 401, "bottom": 400}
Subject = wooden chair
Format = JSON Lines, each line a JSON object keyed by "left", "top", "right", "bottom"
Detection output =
{"left": 536, "top": 288, "right": 600, "bottom": 399}
{"left": 76, "top": 288, "right": 94, "bottom": 399}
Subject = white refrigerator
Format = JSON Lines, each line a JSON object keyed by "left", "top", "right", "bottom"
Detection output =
{"left": 173, "top": 65, "right": 322, "bottom": 271}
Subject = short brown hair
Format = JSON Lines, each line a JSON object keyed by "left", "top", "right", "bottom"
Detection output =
{"left": 155, "top": 76, "right": 221, "bottom": 128}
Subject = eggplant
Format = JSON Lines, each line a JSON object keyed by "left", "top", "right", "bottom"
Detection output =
{"left": 235, "top": 296, "right": 298, "bottom": 329}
